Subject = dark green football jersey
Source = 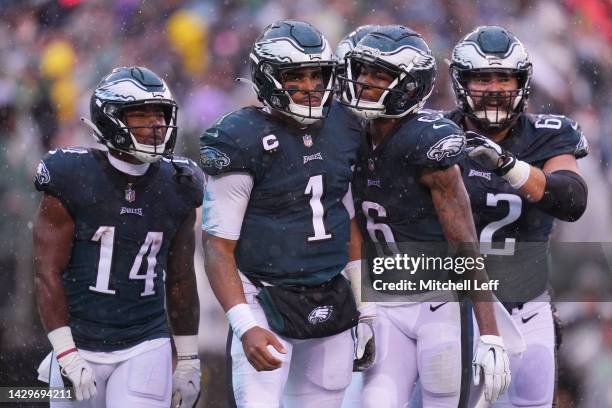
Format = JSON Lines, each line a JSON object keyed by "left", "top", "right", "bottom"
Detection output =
{"left": 34, "top": 148, "right": 203, "bottom": 351}
{"left": 200, "top": 103, "right": 363, "bottom": 286}
{"left": 353, "top": 110, "right": 467, "bottom": 244}
{"left": 445, "top": 110, "right": 589, "bottom": 303}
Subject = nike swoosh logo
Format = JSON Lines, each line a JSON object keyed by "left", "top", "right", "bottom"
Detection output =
{"left": 522, "top": 313, "right": 538, "bottom": 324}
{"left": 432, "top": 124, "right": 448, "bottom": 129}
{"left": 430, "top": 302, "right": 448, "bottom": 312}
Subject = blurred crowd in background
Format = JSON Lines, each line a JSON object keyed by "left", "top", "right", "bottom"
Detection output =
{"left": 0, "top": 0, "right": 610, "bottom": 406}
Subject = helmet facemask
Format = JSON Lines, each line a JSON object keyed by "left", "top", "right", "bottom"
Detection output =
{"left": 96, "top": 100, "right": 178, "bottom": 163}
{"left": 451, "top": 68, "right": 530, "bottom": 132}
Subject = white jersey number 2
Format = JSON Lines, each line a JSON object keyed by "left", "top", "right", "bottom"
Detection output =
{"left": 479, "top": 193, "right": 522, "bottom": 256}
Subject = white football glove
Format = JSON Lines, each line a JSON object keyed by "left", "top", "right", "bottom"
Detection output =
{"left": 464, "top": 131, "right": 530, "bottom": 188}
{"left": 343, "top": 260, "right": 377, "bottom": 371}
{"left": 172, "top": 359, "right": 201, "bottom": 408}
{"left": 353, "top": 304, "right": 376, "bottom": 372}
{"left": 48, "top": 326, "right": 97, "bottom": 401}
{"left": 172, "top": 335, "right": 201, "bottom": 408}
{"left": 58, "top": 352, "right": 97, "bottom": 401}
{"left": 473, "top": 335, "right": 511, "bottom": 403}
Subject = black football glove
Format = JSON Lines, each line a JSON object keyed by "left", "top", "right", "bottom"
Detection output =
{"left": 464, "top": 131, "right": 517, "bottom": 176}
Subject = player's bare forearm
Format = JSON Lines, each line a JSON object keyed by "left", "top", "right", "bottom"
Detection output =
{"left": 166, "top": 209, "right": 199, "bottom": 335}
{"left": 33, "top": 194, "right": 74, "bottom": 332}
{"left": 421, "top": 165, "right": 499, "bottom": 335}
{"left": 202, "top": 231, "right": 247, "bottom": 312}
{"left": 420, "top": 165, "right": 479, "bottom": 251}
{"left": 518, "top": 154, "right": 581, "bottom": 202}
{"left": 349, "top": 217, "right": 363, "bottom": 262}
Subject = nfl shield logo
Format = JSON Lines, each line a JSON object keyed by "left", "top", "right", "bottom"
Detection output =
{"left": 125, "top": 184, "right": 136, "bottom": 203}
{"left": 368, "top": 158, "right": 375, "bottom": 171}
{"left": 303, "top": 134, "right": 313, "bottom": 147}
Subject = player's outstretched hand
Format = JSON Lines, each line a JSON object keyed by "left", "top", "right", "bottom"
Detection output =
{"left": 242, "top": 326, "right": 286, "bottom": 371}
{"left": 172, "top": 358, "right": 201, "bottom": 408}
{"left": 473, "top": 334, "right": 511, "bottom": 403}
{"left": 57, "top": 351, "right": 97, "bottom": 401}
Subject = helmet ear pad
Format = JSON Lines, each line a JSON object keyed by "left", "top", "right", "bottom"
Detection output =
{"left": 252, "top": 62, "right": 292, "bottom": 109}
{"left": 96, "top": 103, "right": 135, "bottom": 151}
{"left": 385, "top": 76, "right": 418, "bottom": 112}
{"left": 112, "top": 130, "right": 132, "bottom": 150}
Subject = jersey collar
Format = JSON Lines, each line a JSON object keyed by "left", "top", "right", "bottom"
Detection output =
{"left": 107, "top": 153, "right": 150, "bottom": 176}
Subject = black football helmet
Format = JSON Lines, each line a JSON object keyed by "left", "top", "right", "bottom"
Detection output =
{"left": 249, "top": 20, "right": 336, "bottom": 125}
{"left": 335, "top": 25, "right": 379, "bottom": 79}
{"left": 449, "top": 25, "right": 532, "bottom": 131}
{"left": 83, "top": 66, "right": 178, "bottom": 163}
{"left": 339, "top": 25, "right": 436, "bottom": 119}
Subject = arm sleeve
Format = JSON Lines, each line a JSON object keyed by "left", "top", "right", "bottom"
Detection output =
{"left": 202, "top": 173, "right": 254, "bottom": 240}
{"left": 342, "top": 183, "right": 355, "bottom": 220}
{"left": 536, "top": 170, "right": 588, "bottom": 222}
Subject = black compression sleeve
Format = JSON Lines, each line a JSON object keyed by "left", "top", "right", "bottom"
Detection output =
{"left": 537, "top": 170, "right": 588, "bottom": 222}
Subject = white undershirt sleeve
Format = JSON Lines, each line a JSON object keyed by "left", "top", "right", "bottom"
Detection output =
{"left": 343, "top": 183, "right": 355, "bottom": 220}
{"left": 202, "top": 173, "right": 254, "bottom": 240}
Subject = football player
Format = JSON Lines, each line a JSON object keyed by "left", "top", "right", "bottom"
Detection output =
{"left": 445, "top": 25, "right": 588, "bottom": 407}
{"left": 339, "top": 25, "right": 511, "bottom": 407}
{"left": 33, "top": 67, "right": 203, "bottom": 407}
{"left": 200, "top": 20, "right": 366, "bottom": 407}
{"left": 334, "top": 25, "right": 382, "bottom": 408}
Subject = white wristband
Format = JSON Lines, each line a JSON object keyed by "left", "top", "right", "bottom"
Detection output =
{"left": 226, "top": 303, "right": 258, "bottom": 339}
{"left": 344, "top": 260, "right": 376, "bottom": 315}
{"left": 173, "top": 335, "right": 199, "bottom": 357}
{"left": 479, "top": 334, "right": 505, "bottom": 348}
{"left": 47, "top": 326, "right": 76, "bottom": 355}
{"left": 503, "top": 159, "right": 530, "bottom": 189}
{"left": 358, "top": 303, "right": 377, "bottom": 318}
